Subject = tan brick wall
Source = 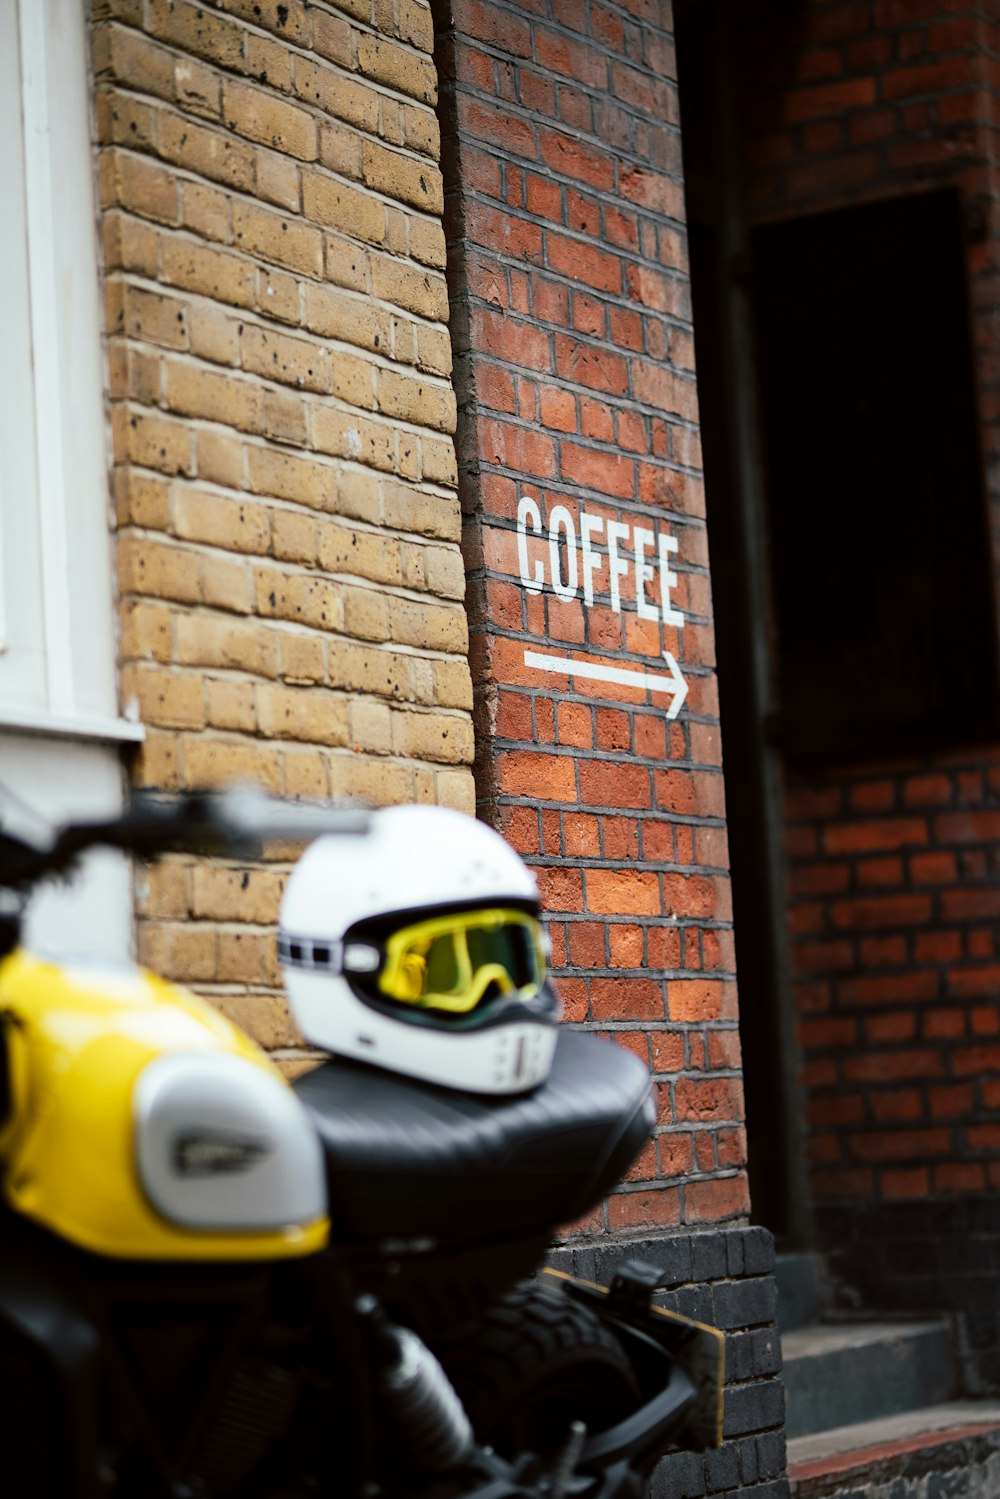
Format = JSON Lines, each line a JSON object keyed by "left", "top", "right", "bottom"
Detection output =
{"left": 91, "top": 0, "right": 473, "bottom": 1066}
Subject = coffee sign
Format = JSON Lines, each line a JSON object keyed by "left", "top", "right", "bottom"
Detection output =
{"left": 515, "top": 495, "right": 688, "bottom": 718}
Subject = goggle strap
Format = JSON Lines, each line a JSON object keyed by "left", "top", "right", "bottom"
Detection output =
{"left": 277, "top": 935, "right": 381, "bottom": 975}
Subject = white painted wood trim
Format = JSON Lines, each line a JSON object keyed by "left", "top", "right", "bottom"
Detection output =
{"left": 17, "top": 0, "right": 74, "bottom": 715}
{"left": 0, "top": 707, "right": 146, "bottom": 745}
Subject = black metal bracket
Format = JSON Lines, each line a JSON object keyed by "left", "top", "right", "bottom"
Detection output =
{"left": 607, "top": 1260, "right": 662, "bottom": 1319}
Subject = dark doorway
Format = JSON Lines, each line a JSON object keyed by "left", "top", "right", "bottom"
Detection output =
{"left": 753, "top": 189, "right": 997, "bottom": 764}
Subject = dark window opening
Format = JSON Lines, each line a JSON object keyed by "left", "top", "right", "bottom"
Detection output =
{"left": 753, "top": 189, "right": 999, "bottom": 763}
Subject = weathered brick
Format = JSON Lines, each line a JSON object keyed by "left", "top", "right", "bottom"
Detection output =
{"left": 221, "top": 78, "right": 318, "bottom": 161}
{"left": 409, "top": 214, "right": 448, "bottom": 270}
{"left": 217, "top": 928, "right": 281, "bottom": 987}
{"left": 262, "top": 387, "right": 309, "bottom": 445}
{"left": 389, "top": 596, "right": 468, "bottom": 652}
{"left": 255, "top": 149, "right": 301, "bottom": 212}
{"left": 283, "top": 748, "right": 331, "bottom": 801}
{"left": 382, "top": 479, "right": 460, "bottom": 539}
{"left": 120, "top": 663, "right": 206, "bottom": 730}
{"left": 115, "top": 283, "right": 189, "bottom": 349}
{"left": 343, "top": 582, "right": 390, "bottom": 642}
{"left": 322, "top": 231, "right": 372, "bottom": 292}
{"left": 247, "top": 444, "right": 336, "bottom": 507}
{"left": 109, "top": 340, "right": 162, "bottom": 405}
{"left": 195, "top": 429, "right": 247, "bottom": 488}
{"left": 182, "top": 181, "right": 233, "bottom": 247}
{"left": 256, "top": 682, "right": 350, "bottom": 745}
{"left": 357, "top": 33, "right": 437, "bottom": 104}
{"left": 214, "top": 0, "right": 309, "bottom": 45}
{"left": 120, "top": 599, "right": 174, "bottom": 663}
{"left": 279, "top": 630, "right": 327, "bottom": 683}
{"left": 103, "top": 210, "right": 162, "bottom": 277}
{"left": 246, "top": 34, "right": 294, "bottom": 93}
{"left": 318, "top": 120, "right": 365, "bottom": 181}
{"left": 95, "top": 22, "right": 175, "bottom": 99}
{"left": 158, "top": 112, "right": 256, "bottom": 191}
{"left": 302, "top": 169, "right": 387, "bottom": 245}
{"left": 115, "top": 469, "right": 172, "bottom": 529}
{"left": 201, "top": 552, "right": 253, "bottom": 613}
{"left": 146, "top": 0, "right": 245, "bottom": 68}
{"left": 136, "top": 857, "right": 190, "bottom": 919}
{"left": 181, "top": 736, "right": 283, "bottom": 792}
{"left": 165, "top": 359, "right": 265, "bottom": 432}
{"left": 96, "top": 86, "right": 157, "bottom": 151}
{"left": 205, "top": 677, "right": 257, "bottom": 731}
{"left": 311, "top": 408, "right": 396, "bottom": 470}
{"left": 255, "top": 567, "right": 346, "bottom": 632}
{"left": 233, "top": 199, "right": 324, "bottom": 277}
{"left": 311, "top": 12, "right": 353, "bottom": 69}
{"left": 173, "top": 487, "right": 271, "bottom": 553}
{"left": 378, "top": 367, "right": 456, "bottom": 431}
{"left": 392, "top": 710, "right": 475, "bottom": 765}
{"left": 175, "top": 56, "right": 224, "bottom": 120}
{"left": 349, "top": 698, "right": 393, "bottom": 754}
{"left": 139, "top": 922, "right": 216, "bottom": 983}
{"left": 371, "top": 253, "right": 449, "bottom": 320}
{"left": 114, "top": 407, "right": 195, "bottom": 476}
{"left": 173, "top": 612, "right": 279, "bottom": 676}
{"left": 303, "top": 283, "right": 390, "bottom": 354}
{"left": 332, "top": 351, "right": 377, "bottom": 410}
{"left": 421, "top": 434, "right": 458, "bottom": 486}
{"left": 161, "top": 238, "right": 257, "bottom": 309}
{"left": 271, "top": 507, "right": 317, "bottom": 563}
{"left": 102, "top": 148, "right": 180, "bottom": 224}
{"left": 257, "top": 265, "right": 303, "bottom": 323}
{"left": 362, "top": 139, "right": 443, "bottom": 213}
{"left": 131, "top": 728, "right": 181, "bottom": 789}
{"left": 241, "top": 324, "right": 332, "bottom": 393}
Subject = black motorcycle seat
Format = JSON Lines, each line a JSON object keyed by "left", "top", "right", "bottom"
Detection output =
{"left": 293, "top": 1029, "right": 654, "bottom": 1244}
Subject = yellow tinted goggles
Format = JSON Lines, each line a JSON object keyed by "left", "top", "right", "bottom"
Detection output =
{"left": 376, "top": 907, "right": 546, "bottom": 1016}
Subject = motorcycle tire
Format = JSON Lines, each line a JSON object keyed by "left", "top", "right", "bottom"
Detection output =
{"left": 437, "top": 1280, "right": 640, "bottom": 1459}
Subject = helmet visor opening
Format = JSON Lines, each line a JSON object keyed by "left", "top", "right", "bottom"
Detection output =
{"left": 368, "top": 907, "right": 546, "bottom": 1016}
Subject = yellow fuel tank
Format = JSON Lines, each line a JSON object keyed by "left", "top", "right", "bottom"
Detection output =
{"left": 0, "top": 949, "right": 328, "bottom": 1261}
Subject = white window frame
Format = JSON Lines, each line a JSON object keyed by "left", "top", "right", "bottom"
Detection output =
{"left": 0, "top": 0, "right": 142, "bottom": 960}
{"left": 0, "top": 0, "right": 144, "bottom": 745}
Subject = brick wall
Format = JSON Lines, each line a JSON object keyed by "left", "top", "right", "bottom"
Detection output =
{"left": 739, "top": 1, "right": 992, "bottom": 217}
{"left": 435, "top": 0, "right": 748, "bottom": 1235}
{"left": 787, "top": 756, "right": 1000, "bottom": 1206}
{"left": 91, "top": 0, "right": 474, "bottom": 1066}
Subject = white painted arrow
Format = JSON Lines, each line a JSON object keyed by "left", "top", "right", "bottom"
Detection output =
{"left": 523, "top": 649, "right": 689, "bottom": 718}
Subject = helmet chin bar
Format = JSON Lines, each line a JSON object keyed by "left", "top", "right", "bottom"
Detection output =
{"left": 284, "top": 970, "right": 559, "bottom": 1095}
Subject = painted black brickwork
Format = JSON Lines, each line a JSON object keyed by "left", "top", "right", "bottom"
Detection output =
{"left": 549, "top": 1226, "right": 788, "bottom": 1498}
{"left": 821, "top": 1198, "right": 1000, "bottom": 1394}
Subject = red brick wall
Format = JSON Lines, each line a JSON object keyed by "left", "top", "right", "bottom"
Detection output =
{"left": 740, "top": 1, "right": 991, "bottom": 218}
{"left": 727, "top": 0, "right": 1000, "bottom": 1214}
{"left": 787, "top": 753, "right": 1000, "bottom": 1203}
{"left": 435, "top": 0, "right": 748, "bottom": 1233}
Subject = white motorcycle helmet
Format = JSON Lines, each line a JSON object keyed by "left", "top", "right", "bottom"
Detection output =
{"left": 279, "top": 805, "right": 560, "bottom": 1094}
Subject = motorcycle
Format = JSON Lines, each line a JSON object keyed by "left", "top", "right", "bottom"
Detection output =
{"left": 0, "top": 788, "right": 723, "bottom": 1499}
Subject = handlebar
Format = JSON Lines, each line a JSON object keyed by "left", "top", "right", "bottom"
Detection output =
{"left": 0, "top": 786, "right": 371, "bottom": 892}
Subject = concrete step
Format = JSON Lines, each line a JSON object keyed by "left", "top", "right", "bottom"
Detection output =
{"left": 776, "top": 1252, "right": 831, "bottom": 1333}
{"left": 787, "top": 1401, "right": 1000, "bottom": 1497}
{"left": 781, "top": 1318, "right": 956, "bottom": 1439}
